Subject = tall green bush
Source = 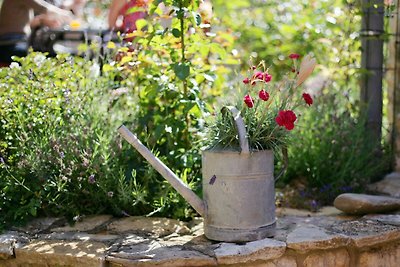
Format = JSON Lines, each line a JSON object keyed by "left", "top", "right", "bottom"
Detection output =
{"left": 211, "top": 0, "right": 391, "bottom": 207}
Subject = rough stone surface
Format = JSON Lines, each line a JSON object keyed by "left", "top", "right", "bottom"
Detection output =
{"left": 368, "top": 172, "right": 400, "bottom": 198}
{"left": 303, "top": 248, "right": 350, "bottom": 267}
{"left": 0, "top": 237, "right": 14, "bottom": 260}
{"left": 7, "top": 240, "right": 107, "bottom": 267}
{"left": 107, "top": 216, "right": 191, "bottom": 236}
{"left": 0, "top": 232, "right": 29, "bottom": 260}
{"left": 364, "top": 214, "right": 400, "bottom": 226}
{"left": 213, "top": 238, "right": 286, "bottom": 265}
{"left": 108, "top": 246, "right": 217, "bottom": 267}
{"left": 51, "top": 215, "right": 113, "bottom": 232}
{"left": 329, "top": 219, "right": 400, "bottom": 247}
{"left": 358, "top": 243, "right": 400, "bottom": 267}
{"left": 228, "top": 256, "right": 297, "bottom": 267}
{"left": 42, "top": 232, "right": 120, "bottom": 243}
{"left": 14, "top": 217, "right": 64, "bottom": 234}
{"left": 286, "top": 225, "right": 349, "bottom": 251}
{"left": 0, "top": 211, "right": 400, "bottom": 266}
{"left": 333, "top": 193, "right": 400, "bottom": 215}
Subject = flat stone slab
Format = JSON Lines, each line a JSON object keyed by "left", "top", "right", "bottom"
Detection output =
{"left": 368, "top": 172, "right": 400, "bottom": 198}
{"left": 13, "top": 217, "right": 64, "bottom": 234}
{"left": 333, "top": 193, "right": 400, "bottom": 215}
{"left": 286, "top": 225, "right": 350, "bottom": 252}
{"left": 364, "top": 214, "right": 400, "bottom": 226}
{"left": 0, "top": 211, "right": 400, "bottom": 267}
{"left": 51, "top": 215, "right": 113, "bottom": 233}
{"left": 107, "top": 216, "right": 190, "bottom": 236}
{"left": 213, "top": 238, "right": 286, "bottom": 265}
{"left": 11, "top": 240, "right": 107, "bottom": 267}
{"left": 0, "top": 232, "right": 29, "bottom": 260}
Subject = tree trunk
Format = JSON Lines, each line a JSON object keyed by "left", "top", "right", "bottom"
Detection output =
{"left": 387, "top": 0, "right": 400, "bottom": 170}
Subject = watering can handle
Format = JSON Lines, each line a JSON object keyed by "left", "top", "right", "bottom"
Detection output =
{"left": 221, "top": 106, "right": 250, "bottom": 154}
{"left": 221, "top": 106, "right": 288, "bottom": 180}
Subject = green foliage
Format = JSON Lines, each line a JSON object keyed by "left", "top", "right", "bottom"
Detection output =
{"left": 211, "top": 0, "right": 391, "bottom": 208}
{"left": 0, "top": 53, "right": 142, "bottom": 228}
{"left": 100, "top": 0, "right": 236, "bottom": 218}
{"left": 279, "top": 91, "right": 390, "bottom": 208}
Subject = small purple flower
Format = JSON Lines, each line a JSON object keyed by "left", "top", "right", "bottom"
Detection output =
{"left": 59, "top": 152, "right": 65, "bottom": 158}
{"left": 88, "top": 174, "right": 96, "bottom": 184}
{"left": 0, "top": 157, "right": 5, "bottom": 164}
{"left": 107, "top": 191, "right": 114, "bottom": 198}
{"left": 310, "top": 199, "right": 318, "bottom": 211}
{"left": 339, "top": 186, "right": 353, "bottom": 192}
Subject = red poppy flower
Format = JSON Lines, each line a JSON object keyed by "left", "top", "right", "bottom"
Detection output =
{"left": 243, "top": 77, "right": 250, "bottom": 84}
{"left": 275, "top": 110, "right": 297, "bottom": 130}
{"left": 258, "top": 89, "right": 270, "bottom": 101}
{"left": 289, "top": 53, "right": 300, "bottom": 59}
{"left": 302, "top": 93, "right": 313, "bottom": 106}
{"left": 244, "top": 94, "right": 254, "bottom": 108}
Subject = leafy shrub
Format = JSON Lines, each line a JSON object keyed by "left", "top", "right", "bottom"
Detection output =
{"left": 212, "top": 0, "right": 392, "bottom": 209}
{"left": 0, "top": 53, "right": 142, "bottom": 227}
{"left": 0, "top": 0, "right": 236, "bottom": 227}
{"left": 278, "top": 90, "right": 391, "bottom": 209}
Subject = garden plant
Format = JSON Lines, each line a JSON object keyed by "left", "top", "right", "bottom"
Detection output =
{"left": 0, "top": 0, "right": 392, "bottom": 229}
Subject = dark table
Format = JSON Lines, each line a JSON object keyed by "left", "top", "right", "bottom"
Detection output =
{"left": 29, "top": 27, "right": 119, "bottom": 56}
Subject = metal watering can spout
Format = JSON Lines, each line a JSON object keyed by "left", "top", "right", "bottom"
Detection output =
{"left": 117, "top": 125, "right": 206, "bottom": 217}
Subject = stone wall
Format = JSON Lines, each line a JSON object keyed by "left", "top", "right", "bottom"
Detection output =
{"left": 1, "top": 209, "right": 400, "bottom": 267}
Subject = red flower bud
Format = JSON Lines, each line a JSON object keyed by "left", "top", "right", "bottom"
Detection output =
{"left": 244, "top": 94, "right": 254, "bottom": 108}
{"left": 302, "top": 93, "right": 313, "bottom": 106}
{"left": 289, "top": 53, "right": 300, "bottom": 59}
{"left": 243, "top": 77, "right": 250, "bottom": 84}
{"left": 258, "top": 89, "right": 270, "bottom": 101}
{"left": 254, "top": 71, "right": 264, "bottom": 80}
{"left": 264, "top": 73, "right": 272, "bottom": 83}
{"left": 275, "top": 110, "right": 297, "bottom": 130}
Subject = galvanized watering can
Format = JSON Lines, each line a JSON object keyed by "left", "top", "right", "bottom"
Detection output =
{"left": 118, "top": 106, "right": 281, "bottom": 242}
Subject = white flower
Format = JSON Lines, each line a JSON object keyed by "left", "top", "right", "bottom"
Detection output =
{"left": 33, "top": 54, "right": 46, "bottom": 66}
{"left": 296, "top": 54, "right": 317, "bottom": 87}
{"left": 89, "top": 63, "right": 100, "bottom": 77}
{"left": 9, "top": 62, "right": 20, "bottom": 69}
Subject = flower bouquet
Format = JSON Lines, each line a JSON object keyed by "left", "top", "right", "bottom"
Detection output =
{"left": 206, "top": 53, "right": 317, "bottom": 152}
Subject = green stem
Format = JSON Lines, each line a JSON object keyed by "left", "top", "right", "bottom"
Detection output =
{"left": 178, "top": 2, "right": 190, "bottom": 144}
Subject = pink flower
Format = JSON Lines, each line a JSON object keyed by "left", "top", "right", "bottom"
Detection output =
{"left": 302, "top": 93, "right": 313, "bottom": 106}
{"left": 258, "top": 89, "right": 270, "bottom": 101}
{"left": 289, "top": 53, "right": 300, "bottom": 59}
{"left": 264, "top": 73, "right": 272, "bottom": 82}
{"left": 254, "top": 71, "right": 264, "bottom": 80}
{"left": 243, "top": 77, "right": 250, "bottom": 84}
{"left": 275, "top": 110, "right": 297, "bottom": 130}
{"left": 244, "top": 94, "right": 254, "bottom": 108}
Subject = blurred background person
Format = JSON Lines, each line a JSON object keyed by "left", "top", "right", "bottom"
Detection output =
{"left": 0, "top": 0, "right": 73, "bottom": 66}
{"left": 108, "top": 0, "right": 149, "bottom": 35}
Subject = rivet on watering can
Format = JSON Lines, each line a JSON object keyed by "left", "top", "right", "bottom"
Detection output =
{"left": 209, "top": 175, "right": 216, "bottom": 185}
